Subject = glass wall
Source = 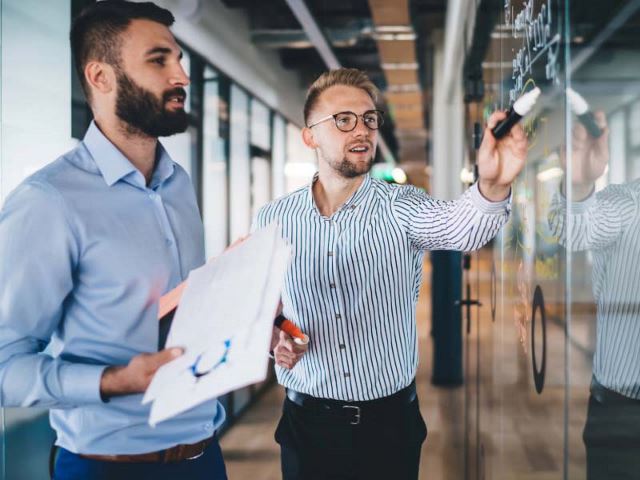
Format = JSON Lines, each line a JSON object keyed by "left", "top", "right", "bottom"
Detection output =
{"left": 464, "top": 0, "right": 640, "bottom": 478}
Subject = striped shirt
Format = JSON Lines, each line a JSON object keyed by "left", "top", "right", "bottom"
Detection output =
{"left": 254, "top": 174, "right": 511, "bottom": 401}
{"left": 550, "top": 181, "right": 640, "bottom": 399}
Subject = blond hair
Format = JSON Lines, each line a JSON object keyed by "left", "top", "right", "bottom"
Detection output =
{"left": 304, "top": 68, "right": 379, "bottom": 126}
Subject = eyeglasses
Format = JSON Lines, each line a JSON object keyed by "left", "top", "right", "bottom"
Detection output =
{"left": 307, "top": 110, "right": 385, "bottom": 132}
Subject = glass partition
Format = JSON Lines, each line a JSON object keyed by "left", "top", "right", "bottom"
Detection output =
{"left": 467, "top": 0, "right": 640, "bottom": 478}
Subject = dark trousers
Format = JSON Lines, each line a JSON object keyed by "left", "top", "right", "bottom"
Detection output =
{"left": 53, "top": 436, "right": 227, "bottom": 480}
{"left": 275, "top": 394, "right": 427, "bottom": 480}
{"left": 583, "top": 383, "right": 640, "bottom": 480}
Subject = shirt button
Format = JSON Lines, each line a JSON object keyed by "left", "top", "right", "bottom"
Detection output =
{"left": 339, "top": 344, "right": 346, "bottom": 350}
{"left": 344, "top": 372, "right": 351, "bottom": 378}
{"left": 328, "top": 251, "right": 334, "bottom": 257}
{"left": 203, "top": 423, "right": 212, "bottom": 431}
{"left": 149, "top": 192, "right": 158, "bottom": 200}
{"left": 336, "top": 314, "right": 341, "bottom": 320}
{"left": 330, "top": 283, "right": 336, "bottom": 289}
{"left": 166, "top": 238, "right": 173, "bottom": 247}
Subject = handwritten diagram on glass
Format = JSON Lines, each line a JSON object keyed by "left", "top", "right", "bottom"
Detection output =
{"left": 143, "top": 222, "right": 291, "bottom": 426}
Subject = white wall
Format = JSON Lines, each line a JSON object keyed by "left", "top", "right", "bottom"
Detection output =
{"left": 157, "top": 0, "right": 306, "bottom": 126}
{"left": 0, "top": 0, "right": 74, "bottom": 204}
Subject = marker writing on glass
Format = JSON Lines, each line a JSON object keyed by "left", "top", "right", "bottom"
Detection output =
{"left": 491, "top": 87, "right": 542, "bottom": 139}
{"left": 275, "top": 314, "right": 309, "bottom": 346}
{"left": 566, "top": 87, "right": 603, "bottom": 138}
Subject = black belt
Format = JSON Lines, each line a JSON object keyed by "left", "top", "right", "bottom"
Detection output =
{"left": 591, "top": 376, "right": 640, "bottom": 405}
{"left": 285, "top": 381, "right": 417, "bottom": 425}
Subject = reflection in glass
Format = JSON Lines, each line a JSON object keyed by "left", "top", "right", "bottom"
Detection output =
{"left": 550, "top": 105, "right": 640, "bottom": 479}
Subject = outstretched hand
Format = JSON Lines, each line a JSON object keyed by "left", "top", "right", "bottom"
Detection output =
{"left": 477, "top": 111, "right": 529, "bottom": 201}
{"left": 562, "top": 111, "right": 609, "bottom": 200}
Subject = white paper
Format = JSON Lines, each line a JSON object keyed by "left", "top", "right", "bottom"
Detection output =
{"left": 144, "top": 223, "right": 291, "bottom": 426}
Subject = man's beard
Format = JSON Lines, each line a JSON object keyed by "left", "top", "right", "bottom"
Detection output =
{"left": 115, "top": 70, "right": 188, "bottom": 138}
{"left": 329, "top": 147, "right": 376, "bottom": 178}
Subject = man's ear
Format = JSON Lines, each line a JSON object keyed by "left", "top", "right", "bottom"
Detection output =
{"left": 85, "top": 61, "right": 115, "bottom": 96}
{"left": 302, "top": 127, "right": 317, "bottom": 149}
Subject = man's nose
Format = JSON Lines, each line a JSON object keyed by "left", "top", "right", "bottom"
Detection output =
{"left": 170, "top": 62, "right": 191, "bottom": 87}
{"left": 353, "top": 116, "right": 371, "bottom": 136}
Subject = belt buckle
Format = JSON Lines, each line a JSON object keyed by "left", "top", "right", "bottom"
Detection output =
{"left": 185, "top": 450, "right": 205, "bottom": 461}
{"left": 343, "top": 405, "right": 361, "bottom": 425}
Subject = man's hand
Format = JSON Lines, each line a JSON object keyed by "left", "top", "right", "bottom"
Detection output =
{"left": 562, "top": 111, "right": 609, "bottom": 200}
{"left": 100, "top": 347, "right": 183, "bottom": 399}
{"left": 272, "top": 329, "right": 308, "bottom": 370}
{"left": 477, "top": 111, "right": 528, "bottom": 201}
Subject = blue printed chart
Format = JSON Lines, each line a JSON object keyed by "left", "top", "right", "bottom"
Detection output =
{"left": 143, "top": 223, "right": 291, "bottom": 426}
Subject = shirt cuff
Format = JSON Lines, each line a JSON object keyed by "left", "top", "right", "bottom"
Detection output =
{"left": 568, "top": 194, "right": 596, "bottom": 214}
{"left": 469, "top": 182, "right": 512, "bottom": 215}
{"left": 60, "top": 363, "right": 109, "bottom": 405}
{"left": 558, "top": 187, "right": 596, "bottom": 214}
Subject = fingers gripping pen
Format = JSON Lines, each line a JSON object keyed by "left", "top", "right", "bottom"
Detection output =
{"left": 566, "top": 87, "right": 604, "bottom": 138}
{"left": 274, "top": 314, "right": 309, "bottom": 346}
{"left": 491, "top": 87, "right": 542, "bottom": 139}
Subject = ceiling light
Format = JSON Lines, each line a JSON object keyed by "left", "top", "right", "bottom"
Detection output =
{"left": 460, "top": 167, "right": 475, "bottom": 184}
{"left": 392, "top": 167, "right": 408, "bottom": 184}
{"left": 387, "top": 84, "right": 421, "bottom": 93}
{"left": 374, "top": 33, "right": 417, "bottom": 41}
{"left": 381, "top": 62, "right": 419, "bottom": 70}
{"left": 375, "top": 25, "right": 414, "bottom": 33}
{"left": 536, "top": 167, "right": 563, "bottom": 182}
{"left": 481, "top": 61, "right": 513, "bottom": 69}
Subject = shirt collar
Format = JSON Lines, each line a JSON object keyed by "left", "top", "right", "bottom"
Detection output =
{"left": 307, "top": 172, "right": 372, "bottom": 216}
{"left": 149, "top": 142, "right": 176, "bottom": 189}
{"left": 82, "top": 121, "right": 175, "bottom": 188}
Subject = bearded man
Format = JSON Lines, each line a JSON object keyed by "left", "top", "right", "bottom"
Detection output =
{"left": 0, "top": 2, "right": 227, "bottom": 479}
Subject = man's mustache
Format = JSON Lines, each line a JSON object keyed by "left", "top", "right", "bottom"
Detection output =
{"left": 162, "top": 88, "right": 187, "bottom": 103}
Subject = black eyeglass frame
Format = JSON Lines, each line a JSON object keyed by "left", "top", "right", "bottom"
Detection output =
{"left": 307, "top": 109, "right": 385, "bottom": 132}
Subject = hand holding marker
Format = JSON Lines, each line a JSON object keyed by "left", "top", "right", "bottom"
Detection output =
{"left": 566, "top": 87, "right": 604, "bottom": 138}
{"left": 275, "top": 314, "right": 309, "bottom": 346}
{"left": 158, "top": 282, "right": 309, "bottom": 345}
{"left": 491, "top": 87, "right": 542, "bottom": 139}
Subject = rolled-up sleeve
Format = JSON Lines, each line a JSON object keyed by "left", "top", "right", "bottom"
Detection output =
{"left": 0, "top": 180, "right": 106, "bottom": 408}
{"left": 393, "top": 182, "right": 511, "bottom": 251}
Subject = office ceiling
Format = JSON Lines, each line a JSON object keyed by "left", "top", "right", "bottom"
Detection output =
{"left": 221, "top": 0, "right": 447, "bottom": 172}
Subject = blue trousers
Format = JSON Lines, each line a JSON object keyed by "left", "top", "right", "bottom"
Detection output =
{"left": 53, "top": 437, "right": 227, "bottom": 480}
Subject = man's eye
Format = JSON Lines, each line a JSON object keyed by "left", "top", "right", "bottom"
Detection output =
{"left": 151, "top": 58, "right": 165, "bottom": 66}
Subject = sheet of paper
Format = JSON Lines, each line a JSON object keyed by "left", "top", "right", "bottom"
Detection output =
{"left": 143, "top": 223, "right": 291, "bottom": 426}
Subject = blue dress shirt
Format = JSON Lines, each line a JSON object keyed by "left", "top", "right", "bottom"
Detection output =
{"left": 0, "top": 122, "right": 225, "bottom": 454}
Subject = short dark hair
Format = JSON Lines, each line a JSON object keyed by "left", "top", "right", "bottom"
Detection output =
{"left": 70, "top": 1, "right": 175, "bottom": 101}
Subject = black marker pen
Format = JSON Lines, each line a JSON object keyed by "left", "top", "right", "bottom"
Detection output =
{"left": 566, "top": 88, "right": 603, "bottom": 138}
{"left": 491, "top": 87, "right": 541, "bottom": 139}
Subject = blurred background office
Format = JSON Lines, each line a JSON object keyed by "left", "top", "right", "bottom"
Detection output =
{"left": 1, "top": 0, "right": 640, "bottom": 478}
